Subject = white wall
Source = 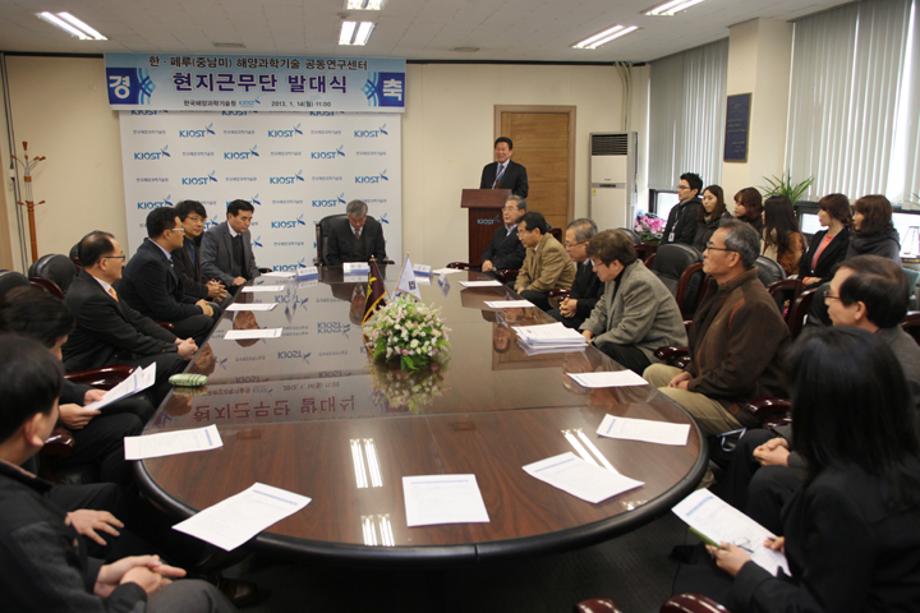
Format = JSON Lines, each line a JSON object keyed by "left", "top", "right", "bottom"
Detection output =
{"left": 1, "top": 57, "right": 634, "bottom": 269}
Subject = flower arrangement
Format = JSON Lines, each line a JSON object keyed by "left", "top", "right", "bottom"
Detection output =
{"left": 371, "top": 363, "right": 447, "bottom": 414}
{"left": 635, "top": 213, "right": 666, "bottom": 242}
{"left": 364, "top": 294, "right": 450, "bottom": 371}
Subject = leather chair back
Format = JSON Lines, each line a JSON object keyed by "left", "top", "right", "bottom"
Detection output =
{"left": 650, "top": 243, "right": 701, "bottom": 296}
{"left": 754, "top": 256, "right": 786, "bottom": 287}
{"left": 29, "top": 254, "right": 78, "bottom": 294}
{"left": 0, "top": 270, "right": 29, "bottom": 301}
{"left": 314, "top": 214, "right": 348, "bottom": 266}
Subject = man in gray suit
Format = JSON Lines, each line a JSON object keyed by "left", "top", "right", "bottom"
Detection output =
{"left": 201, "top": 199, "right": 259, "bottom": 290}
{"left": 580, "top": 229, "right": 687, "bottom": 374}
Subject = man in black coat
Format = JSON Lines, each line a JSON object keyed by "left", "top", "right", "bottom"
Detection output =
{"left": 63, "top": 231, "right": 197, "bottom": 404}
{"left": 324, "top": 199, "right": 387, "bottom": 266}
{"left": 479, "top": 136, "right": 528, "bottom": 198}
{"left": 173, "top": 200, "right": 230, "bottom": 304}
{"left": 200, "top": 199, "right": 260, "bottom": 290}
{"left": 481, "top": 195, "right": 526, "bottom": 273}
{"left": 550, "top": 218, "right": 603, "bottom": 329}
{"left": 119, "top": 207, "right": 218, "bottom": 346}
{"left": 661, "top": 172, "right": 704, "bottom": 246}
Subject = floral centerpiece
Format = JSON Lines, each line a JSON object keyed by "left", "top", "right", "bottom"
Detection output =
{"left": 364, "top": 294, "right": 450, "bottom": 371}
{"left": 634, "top": 213, "right": 666, "bottom": 242}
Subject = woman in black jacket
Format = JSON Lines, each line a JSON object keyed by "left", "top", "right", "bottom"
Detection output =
{"left": 733, "top": 187, "right": 763, "bottom": 234}
{"left": 847, "top": 194, "right": 901, "bottom": 263}
{"left": 799, "top": 193, "right": 851, "bottom": 287}
{"left": 692, "top": 185, "right": 732, "bottom": 252}
{"left": 699, "top": 327, "right": 920, "bottom": 611}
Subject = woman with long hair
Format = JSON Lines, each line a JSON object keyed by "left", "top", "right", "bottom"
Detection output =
{"left": 692, "top": 185, "right": 732, "bottom": 252}
{"left": 848, "top": 194, "right": 901, "bottom": 263}
{"left": 761, "top": 195, "right": 805, "bottom": 275}
{"left": 799, "top": 193, "right": 851, "bottom": 287}
{"left": 733, "top": 187, "right": 763, "bottom": 233}
{"left": 699, "top": 327, "right": 920, "bottom": 610}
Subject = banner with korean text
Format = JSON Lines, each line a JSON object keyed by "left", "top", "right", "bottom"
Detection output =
{"left": 119, "top": 110, "right": 401, "bottom": 271}
{"left": 105, "top": 54, "right": 405, "bottom": 113}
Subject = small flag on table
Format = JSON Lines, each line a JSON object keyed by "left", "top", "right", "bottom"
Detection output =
{"left": 362, "top": 257, "right": 387, "bottom": 325}
{"left": 397, "top": 256, "right": 421, "bottom": 299}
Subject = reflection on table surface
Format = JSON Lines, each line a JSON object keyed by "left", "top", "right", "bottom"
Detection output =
{"left": 139, "top": 267, "right": 706, "bottom": 562}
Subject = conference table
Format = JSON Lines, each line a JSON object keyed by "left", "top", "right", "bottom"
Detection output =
{"left": 136, "top": 266, "right": 707, "bottom": 565}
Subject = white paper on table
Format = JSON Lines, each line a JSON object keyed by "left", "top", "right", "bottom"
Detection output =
{"left": 513, "top": 322, "right": 588, "bottom": 345}
{"left": 343, "top": 262, "right": 370, "bottom": 275}
{"left": 413, "top": 264, "right": 432, "bottom": 277}
{"left": 223, "top": 328, "right": 283, "bottom": 340}
{"left": 459, "top": 280, "right": 503, "bottom": 288}
{"left": 240, "top": 285, "right": 284, "bottom": 293}
{"left": 523, "top": 452, "right": 644, "bottom": 504}
{"left": 524, "top": 451, "right": 645, "bottom": 503}
{"left": 124, "top": 424, "right": 223, "bottom": 460}
{"left": 262, "top": 270, "right": 296, "bottom": 278}
{"left": 484, "top": 300, "right": 536, "bottom": 309}
{"left": 84, "top": 363, "right": 156, "bottom": 412}
{"left": 225, "top": 303, "right": 277, "bottom": 312}
{"left": 672, "top": 489, "right": 790, "bottom": 576}
{"left": 432, "top": 267, "right": 463, "bottom": 276}
{"left": 517, "top": 340, "right": 587, "bottom": 356}
{"left": 568, "top": 370, "right": 648, "bottom": 388}
{"left": 402, "top": 474, "right": 490, "bottom": 527}
{"left": 596, "top": 414, "right": 690, "bottom": 446}
{"left": 173, "top": 482, "right": 311, "bottom": 551}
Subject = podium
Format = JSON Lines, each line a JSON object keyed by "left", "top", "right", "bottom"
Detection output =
{"left": 461, "top": 188, "right": 511, "bottom": 267}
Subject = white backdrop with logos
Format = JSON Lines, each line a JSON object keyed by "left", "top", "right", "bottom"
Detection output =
{"left": 118, "top": 110, "right": 401, "bottom": 271}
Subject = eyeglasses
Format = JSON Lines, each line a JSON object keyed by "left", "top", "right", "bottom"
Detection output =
{"left": 564, "top": 240, "right": 587, "bottom": 248}
{"left": 677, "top": 184, "right": 691, "bottom": 190}
{"left": 825, "top": 292, "right": 841, "bottom": 301}
{"left": 704, "top": 242, "right": 736, "bottom": 253}
{"left": 102, "top": 255, "right": 126, "bottom": 260}
{"left": 170, "top": 226, "right": 186, "bottom": 234}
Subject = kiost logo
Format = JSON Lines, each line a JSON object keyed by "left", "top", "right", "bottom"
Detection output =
{"left": 238, "top": 98, "right": 260, "bottom": 107}
{"left": 272, "top": 258, "right": 308, "bottom": 272}
{"left": 178, "top": 123, "right": 215, "bottom": 138}
{"left": 252, "top": 235, "right": 263, "bottom": 248}
{"left": 379, "top": 212, "right": 390, "bottom": 225}
{"left": 133, "top": 146, "right": 170, "bottom": 161}
{"left": 181, "top": 171, "right": 218, "bottom": 186}
{"left": 277, "top": 350, "right": 311, "bottom": 362}
{"left": 309, "top": 146, "right": 346, "bottom": 160}
{"left": 221, "top": 111, "right": 249, "bottom": 116}
{"left": 317, "top": 321, "right": 351, "bottom": 336}
{"left": 269, "top": 170, "right": 305, "bottom": 185}
{"left": 354, "top": 170, "right": 389, "bottom": 184}
{"left": 129, "top": 110, "right": 160, "bottom": 116}
{"left": 270, "top": 214, "right": 306, "bottom": 230}
{"left": 135, "top": 194, "right": 174, "bottom": 210}
{"left": 353, "top": 124, "right": 389, "bottom": 138}
{"left": 223, "top": 145, "right": 259, "bottom": 160}
{"left": 311, "top": 193, "right": 347, "bottom": 208}
{"left": 267, "top": 123, "right": 303, "bottom": 138}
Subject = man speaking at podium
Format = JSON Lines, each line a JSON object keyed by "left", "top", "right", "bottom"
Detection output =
{"left": 480, "top": 137, "right": 528, "bottom": 198}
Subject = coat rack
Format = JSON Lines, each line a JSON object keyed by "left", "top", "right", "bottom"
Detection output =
{"left": 12, "top": 141, "right": 46, "bottom": 263}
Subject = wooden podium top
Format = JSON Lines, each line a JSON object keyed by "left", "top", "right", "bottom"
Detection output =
{"left": 460, "top": 188, "right": 511, "bottom": 209}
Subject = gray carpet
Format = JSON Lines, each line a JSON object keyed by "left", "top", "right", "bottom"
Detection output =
{"left": 228, "top": 513, "right": 691, "bottom": 612}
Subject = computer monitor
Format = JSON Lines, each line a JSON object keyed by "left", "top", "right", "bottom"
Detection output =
{"left": 891, "top": 211, "right": 920, "bottom": 257}
{"left": 654, "top": 191, "right": 681, "bottom": 222}
{"left": 799, "top": 212, "right": 822, "bottom": 236}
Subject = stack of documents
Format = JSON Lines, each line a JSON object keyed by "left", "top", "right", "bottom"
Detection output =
{"left": 513, "top": 322, "right": 589, "bottom": 355}
{"left": 672, "top": 489, "right": 790, "bottom": 576}
{"left": 523, "top": 452, "right": 644, "bottom": 503}
{"left": 84, "top": 363, "right": 156, "bottom": 411}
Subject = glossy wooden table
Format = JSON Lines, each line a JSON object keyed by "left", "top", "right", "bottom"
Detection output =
{"left": 136, "top": 268, "right": 706, "bottom": 564}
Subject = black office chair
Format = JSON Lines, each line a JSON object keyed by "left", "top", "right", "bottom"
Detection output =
{"left": 314, "top": 213, "right": 348, "bottom": 266}
{"left": 753, "top": 256, "right": 786, "bottom": 287}
{"left": 0, "top": 270, "right": 30, "bottom": 300}
{"left": 29, "top": 253, "right": 78, "bottom": 297}
{"left": 649, "top": 243, "right": 701, "bottom": 296}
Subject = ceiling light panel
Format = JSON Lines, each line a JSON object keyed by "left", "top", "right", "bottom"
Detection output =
{"left": 645, "top": 0, "right": 707, "bottom": 17}
{"left": 36, "top": 11, "right": 107, "bottom": 40}
{"left": 572, "top": 25, "right": 639, "bottom": 50}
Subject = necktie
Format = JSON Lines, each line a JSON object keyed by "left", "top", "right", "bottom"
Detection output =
{"left": 107, "top": 287, "right": 119, "bottom": 302}
{"left": 492, "top": 163, "right": 506, "bottom": 188}
{"left": 354, "top": 227, "right": 361, "bottom": 240}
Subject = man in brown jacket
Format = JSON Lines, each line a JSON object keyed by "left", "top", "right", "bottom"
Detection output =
{"left": 644, "top": 219, "right": 789, "bottom": 435}
{"left": 514, "top": 211, "right": 575, "bottom": 310}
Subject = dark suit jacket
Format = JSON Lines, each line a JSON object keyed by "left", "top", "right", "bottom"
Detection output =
{"left": 173, "top": 236, "right": 208, "bottom": 300}
{"left": 730, "top": 462, "right": 920, "bottom": 612}
{"left": 480, "top": 160, "right": 528, "bottom": 198}
{"left": 325, "top": 216, "right": 387, "bottom": 266}
{"left": 570, "top": 261, "right": 604, "bottom": 320}
{"left": 662, "top": 198, "right": 703, "bottom": 246}
{"left": 200, "top": 221, "right": 259, "bottom": 286}
{"left": 799, "top": 227, "right": 850, "bottom": 282}
{"left": 482, "top": 224, "right": 525, "bottom": 270}
{"left": 119, "top": 239, "right": 200, "bottom": 322}
{"left": 62, "top": 272, "right": 177, "bottom": 372}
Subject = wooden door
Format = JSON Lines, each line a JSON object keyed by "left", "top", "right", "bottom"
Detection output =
{"left": 495, "top": 106, "right": 575, "bottom": 231}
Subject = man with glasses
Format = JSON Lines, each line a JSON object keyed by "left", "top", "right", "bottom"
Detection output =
{"left": 481, "top": 195, "right": 527, "bottom": 274}
{"left": 550, "top": 218, "right": 604, "bottom": 329}
{"left": 64, "top": 230, "right": 196, "bottom": 404}
{"left": 661, "top": 172, "right": 704, "bottom": 246}
{"left": 643, "top": 220, "right": 789, "bottom": 435}
{"left": 120, "top": 207, "right": 218, "bottom": 346}
{"left": 514, "top": 211, "right": 575, "bottom": 310}
{"left": 172, "top": 200, "right": 229, "bottom": 305}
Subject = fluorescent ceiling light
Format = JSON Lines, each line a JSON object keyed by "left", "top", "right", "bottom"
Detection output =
{"left": 645, "top": 0, "right": 706, "bottom": 17}
{"left": 339, "top": 20, "right": 375, "bottom": 45}
{"left": 572, "top": 25, "right": 639, "bottom": 50}
{"left": 347, "top": 0, "right": 383, "bottom": 9}
{"left": 36, "top": 11, "right": 107, "bottom": 40}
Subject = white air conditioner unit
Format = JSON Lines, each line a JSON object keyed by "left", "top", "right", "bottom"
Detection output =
{"left": 589, "top": 132, "right": 637, "bottom": 231}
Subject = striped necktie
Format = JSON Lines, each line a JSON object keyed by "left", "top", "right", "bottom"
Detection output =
{"left": 492, "top": 163, "right": 506, "bottom": 188}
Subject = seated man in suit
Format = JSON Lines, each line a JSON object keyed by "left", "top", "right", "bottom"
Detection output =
{"left": 661, "top": 172, "right": 704, "bottom": 246}
{"left": 643, "top": 220, "right": 790, "bottom": 435}
{"left": 324, "top": 199, "right": 387, "bottom": 266}
{"left": 479, "top": 136, "right": 528, "bottom": 198}
{"left": 580, "top": 230, "right": 688, "bottom": 374}
{"left": 201, "top": 199, "right": 259, "bottom": 291}
{"left": 64, "top": 231, "right": 196, "bottom": 405}
{"left": 0, "top": 335, "right": 235, "bottom": 613}
{"left": 514, "top": 211, "right": 575, "bottom": 311}
{"left": 173, "top": 200, "right": 229, "bottom": 305}
{"left": 481, "top": 195, "right": 526, "bottom": 274}
{"left": 551, "top": 218, "right": 604, "bottom": 330}
{"left": 120, "top": 207, "right": 218, "bottom": 346}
